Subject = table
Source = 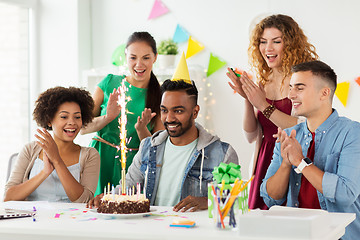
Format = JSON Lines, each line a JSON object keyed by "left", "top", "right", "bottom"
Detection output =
{"left": 0, "top": 201, "right": 355, "bottom": 240}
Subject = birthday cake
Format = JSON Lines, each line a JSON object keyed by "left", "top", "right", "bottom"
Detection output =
{"left": 97, "top": 193, "right": 150, "bottom": 214}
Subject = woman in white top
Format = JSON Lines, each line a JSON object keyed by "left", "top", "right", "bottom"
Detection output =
{"left": 4, "top": 87, "right": 100, "bottom": 203}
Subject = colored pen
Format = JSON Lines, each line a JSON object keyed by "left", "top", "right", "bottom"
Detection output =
{"left": 32, "top": 206, "right": 37, "bottom": 222}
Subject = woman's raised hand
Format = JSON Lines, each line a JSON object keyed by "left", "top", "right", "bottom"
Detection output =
{"left": 226, "top": 67, "right": 247, "bottom": 99}
{"left": 106, "top": 87, "right": 121, "bottom": 122}
{"left": 135, "top": 108, "right": 156, "bottom": 131}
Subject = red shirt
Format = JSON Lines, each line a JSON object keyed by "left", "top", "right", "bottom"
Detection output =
{"left": 298, "top": 132, "right": 321, "bottom": 209}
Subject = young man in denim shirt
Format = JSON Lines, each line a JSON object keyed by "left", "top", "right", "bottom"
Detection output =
{"left": 260, "top": 60, "right": 360, "bottom": 240}
{"left": 88, "top": 79, "right": 238, "bottom": 212}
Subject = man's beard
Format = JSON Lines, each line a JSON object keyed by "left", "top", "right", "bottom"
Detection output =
{"left": 164, "top": 115, "right": 193, "bottom": 138}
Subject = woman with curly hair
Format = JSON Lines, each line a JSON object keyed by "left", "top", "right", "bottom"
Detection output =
{"left": 81, "top": 32, "right": 163, "bottom": 196}
{"left": 226, "top": 14, "right": 318, "bottom": 209}
{"left": 4, "top": 87, "right": 100, "bottom": 203}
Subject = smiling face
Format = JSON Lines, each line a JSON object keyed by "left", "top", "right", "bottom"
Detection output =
{"left": 259, "top": 27, "right": 284, "bottom": 71}
{"left": 49, "top": 102, "right": 82, "bottom": 143}
{"left": 160, "top": 91, "right": 199, "bottom": 141}
{"left": 126, "top": 41, "right": 157, "bottom": 88}
{"left": 289, "top": 71, "right": 326, "bottom": 118}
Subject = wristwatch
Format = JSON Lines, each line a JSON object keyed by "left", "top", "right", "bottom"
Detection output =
{"left": 294, "top": 157, "right": 313, "bottom": 174}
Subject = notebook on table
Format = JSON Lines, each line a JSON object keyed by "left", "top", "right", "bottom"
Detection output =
{"left": 0, "top": 208, "right": 34, "bottom": 219}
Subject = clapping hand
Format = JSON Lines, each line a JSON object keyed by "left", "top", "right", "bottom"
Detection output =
{"left": 239, "top": 71, "right": 268, "bottom": 111}
{"left": 35, "top": 128, "right": 60, "bottom": 171}
{"left": 276, "top": 127, "right": 303, "bottom": 167}
{"left": 227, "top": 67, "right": 247, "bottom": 99}
{"left": 42, "top": 151, "right": 54, "bottom": 175}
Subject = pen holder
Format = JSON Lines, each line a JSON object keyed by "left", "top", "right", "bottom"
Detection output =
{"left": 208, "top": 182, "right": 248, "bottom": 229}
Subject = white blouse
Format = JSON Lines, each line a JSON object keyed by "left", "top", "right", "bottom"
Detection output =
{"left": 27, "top": 154, "right": 81, "bottom": 202}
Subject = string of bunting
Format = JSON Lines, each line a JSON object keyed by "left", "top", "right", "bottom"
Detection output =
{"left": 146, "top": 0, "right": 228, "bottom": 77}
{"left": 146, "top": 0, "right": 359, "bottom": 107}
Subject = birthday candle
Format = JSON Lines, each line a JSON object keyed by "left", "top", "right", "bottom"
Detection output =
{"left": 112, "top": 185, "right": 115, "bottom": 200}
{"left": 108, "top": 182, "right": 110, "bottom": 195}
{"left": 137, "top": 183, "right": 140, "bottom": 200}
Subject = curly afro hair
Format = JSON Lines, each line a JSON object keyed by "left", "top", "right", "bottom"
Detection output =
{"left": 33, "top": 86, "right": 94, "bottom": 130}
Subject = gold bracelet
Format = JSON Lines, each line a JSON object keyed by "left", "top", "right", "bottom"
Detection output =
{"left": 262, "top": 105, "right": 276, "bottom": 119}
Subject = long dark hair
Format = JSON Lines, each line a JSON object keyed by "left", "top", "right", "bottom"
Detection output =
{"left": 126, "top": 32, "right": 161, "bottom": 127}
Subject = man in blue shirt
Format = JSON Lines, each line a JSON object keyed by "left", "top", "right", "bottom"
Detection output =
{"left": 260, "top": 60, "right": 360, "bottom": 240}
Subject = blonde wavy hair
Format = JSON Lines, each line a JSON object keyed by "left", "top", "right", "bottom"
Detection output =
{"left": 248, "top": 14, "right": 319, "bottom": 86}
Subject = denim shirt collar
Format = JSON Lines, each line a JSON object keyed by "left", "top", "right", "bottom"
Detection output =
{"left": 302, "top": 109, "right": 338, "bottom": 137}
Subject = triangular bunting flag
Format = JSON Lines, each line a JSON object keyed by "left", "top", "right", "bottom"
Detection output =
{"left": 186, "top": 36, "right": 205, "bottom": 59}
{"left": 173, "top": 24, "right": 189, "bottom": 43}
{"left": 148, "top": 0, "right": 169, "bottom": 20}
{"left": 207, "top": 53, "right": 227, "bottom": 77}
{"left": 355, "top": 76, "right": 360, "bottom": 87}
{"left": 335, "top": 81, "right": 350, "bottom": 107}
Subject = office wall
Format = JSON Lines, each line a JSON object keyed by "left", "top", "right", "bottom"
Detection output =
{"left": 89, "top": 0, "right": 360, "bottom": 179}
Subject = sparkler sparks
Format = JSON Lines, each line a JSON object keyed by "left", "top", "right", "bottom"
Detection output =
{"left": 118, "top": 79, "right": 130, "bottom": 195}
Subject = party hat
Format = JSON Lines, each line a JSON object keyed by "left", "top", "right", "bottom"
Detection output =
{"left": 171, "top": 52, "right": 191, "bottom": 84}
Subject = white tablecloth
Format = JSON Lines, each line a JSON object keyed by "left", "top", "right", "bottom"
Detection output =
{"left": 0, "top": 201, "right": 355, "bottom": 240}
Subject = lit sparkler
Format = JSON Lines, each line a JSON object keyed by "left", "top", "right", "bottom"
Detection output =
{"left": 118, "top": 79, "right": 130, "bottom": 195}
{"left": 92, "top": 80, "right": 135, "bottom": 196}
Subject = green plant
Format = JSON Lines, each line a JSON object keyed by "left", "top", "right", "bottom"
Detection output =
{"left": 157, "top": 39, "right": 178, "bottom": 55}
